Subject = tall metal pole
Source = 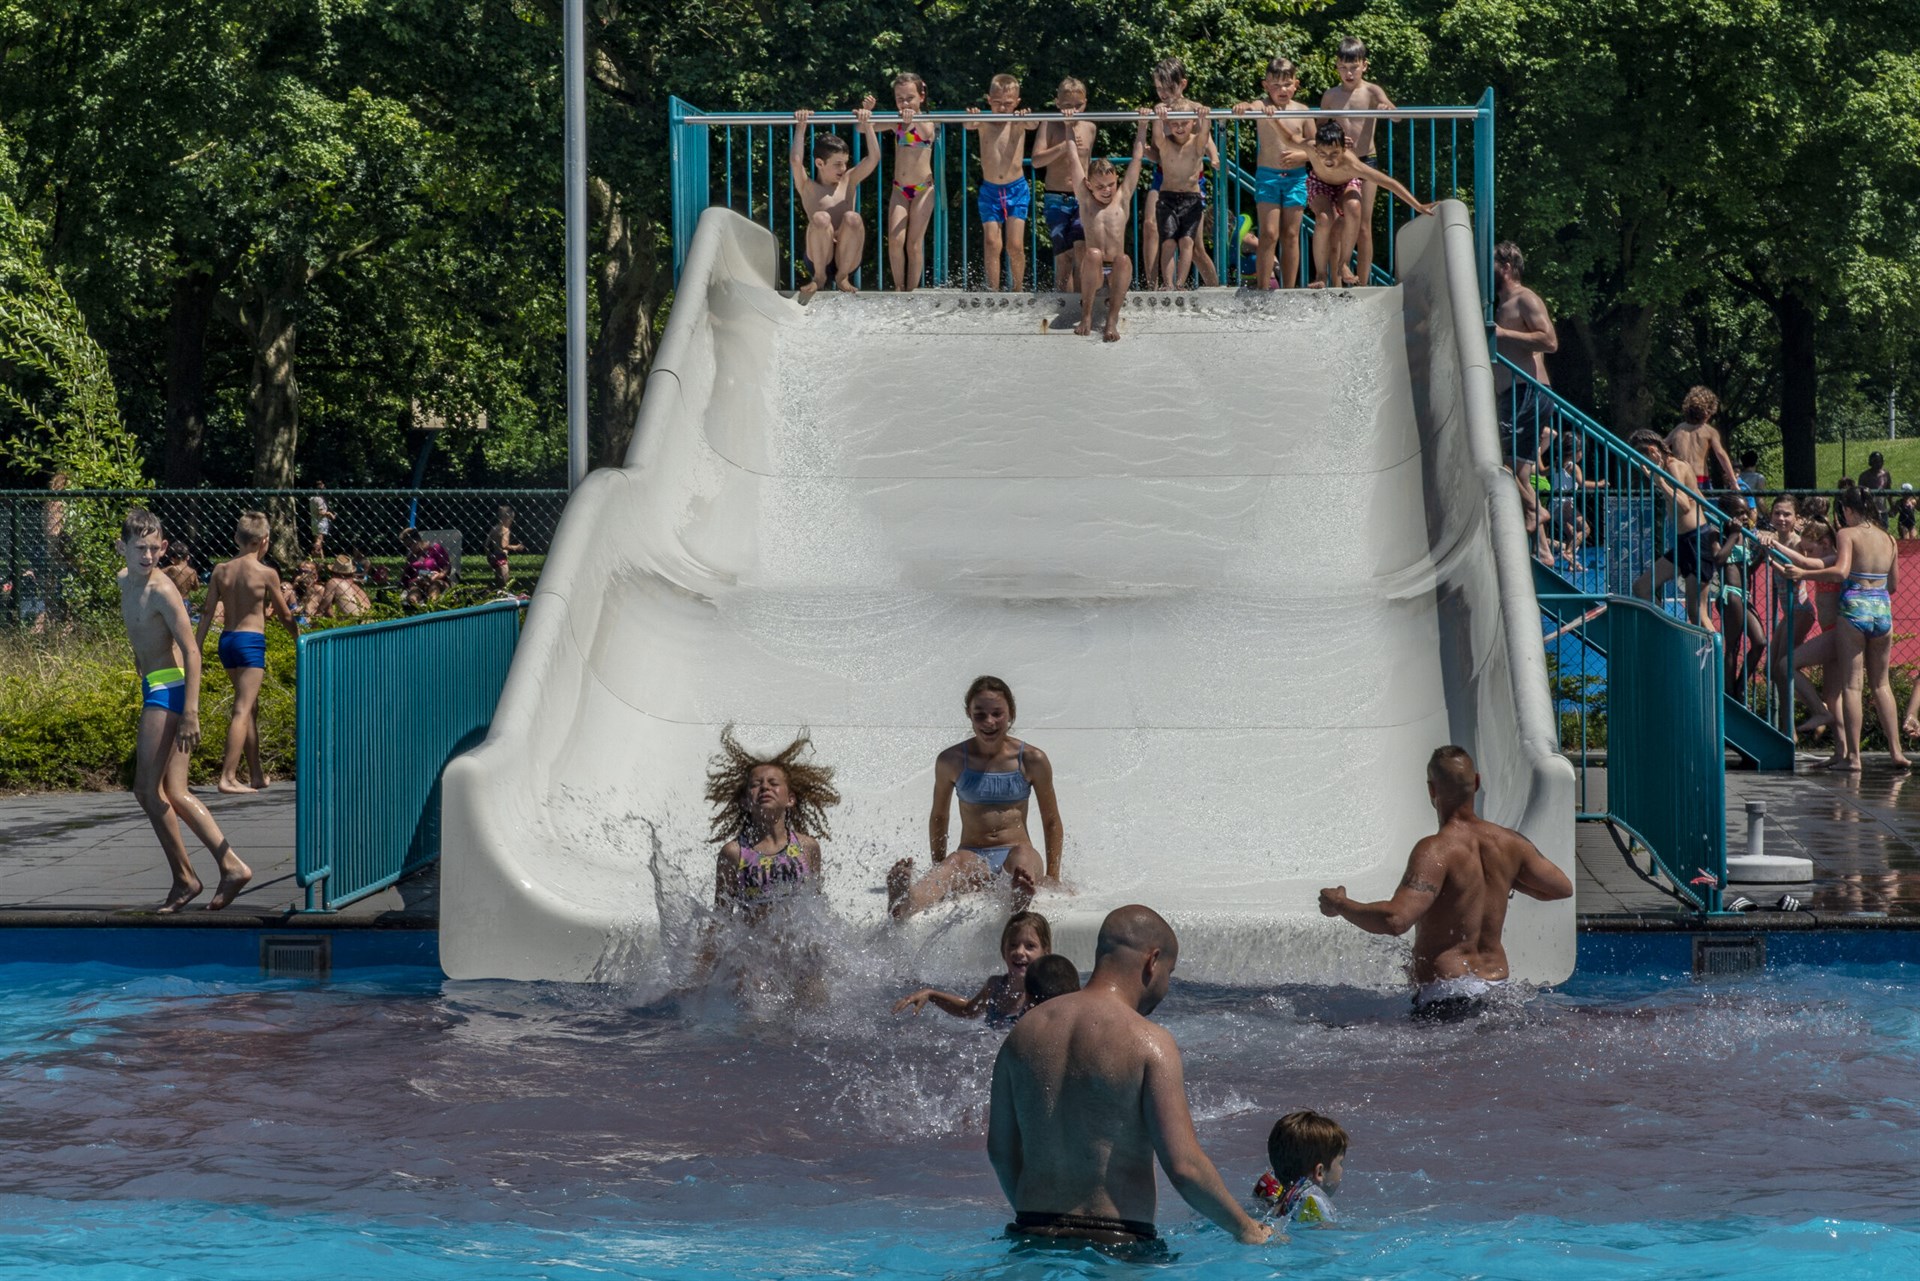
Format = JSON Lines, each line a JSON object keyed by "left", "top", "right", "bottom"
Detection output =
{"left": 563, "top": 0, "right": 589, "bottom": 490}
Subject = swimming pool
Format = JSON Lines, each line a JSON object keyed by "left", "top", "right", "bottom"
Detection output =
{"left": 5, "top": 952, "right": 1920, "bottom": 1279}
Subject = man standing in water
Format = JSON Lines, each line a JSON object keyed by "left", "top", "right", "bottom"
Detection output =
{"left": 1318, "top": 748, "right": 1572, "bottom": 1019}
{"left": 987, "top": 905, "right": 1271, "bottom": 1252}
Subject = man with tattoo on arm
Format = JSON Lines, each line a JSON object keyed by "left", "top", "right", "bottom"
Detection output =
{"left": 1318, "top": 747, "right": 1572, "bottom": 1019}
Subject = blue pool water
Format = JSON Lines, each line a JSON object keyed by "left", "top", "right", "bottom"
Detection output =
{"left": 5, "top": 955, "right": 1920, "bottom": 1278}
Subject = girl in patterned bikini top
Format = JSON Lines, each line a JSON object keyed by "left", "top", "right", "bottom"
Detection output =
{"left": 873, "top": 71, "right": 939, "bottom": 294}
{"left": 704, "top": 726, "right": 841, "bottom": 917}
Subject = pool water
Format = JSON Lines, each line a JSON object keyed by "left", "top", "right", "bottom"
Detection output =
{"left": 5, "top": 948, "right": 1920, "bottom": 1279}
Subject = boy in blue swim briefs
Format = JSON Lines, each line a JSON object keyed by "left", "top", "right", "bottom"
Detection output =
{"left": 1233, "top": 57, "right": 1313, "bottom": 289}
{"left": 117, "top": 508, "right": 252, "bottom": 913}
{"left": 1032, "top": 77, "right": 1096, "bottom": 292}
{"left": 195, "top": 510, "right": 298, "bottom": 794}
{"left": 965, "top": 73, "right": 1038, "bottom": 291}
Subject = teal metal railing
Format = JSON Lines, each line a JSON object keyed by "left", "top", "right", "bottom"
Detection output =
{"left": 668, "top": 92, "right": 1494, "bottom": 296}
{"left": 295, "top": 599, "right": 522, "bottom": 910}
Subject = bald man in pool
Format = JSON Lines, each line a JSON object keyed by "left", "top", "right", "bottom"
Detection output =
{"left": 1319, "top": 746, "right": 1573, "bottom": 1019}
{"left": 987, "top": 905, "right": 1272, "bottom": 1254}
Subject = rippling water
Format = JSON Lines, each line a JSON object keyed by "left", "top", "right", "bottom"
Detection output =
{"left": 5, "top": 938, "right": 1920, "bottom": 1278}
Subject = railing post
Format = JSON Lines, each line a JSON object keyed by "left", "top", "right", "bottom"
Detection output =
{"left": 669, "top": 97, "right": 710, "bottom": 286}
{"left": 932, "top": 129, "right": 950, "bottom": 286}
{"left": 1474, "top": 87, "right": 1496, "bottom": 316}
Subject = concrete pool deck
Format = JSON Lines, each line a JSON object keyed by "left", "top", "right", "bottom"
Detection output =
{"left": 0, "top": 783, "right": 435, "bottom": 928}
{"left": 3, "top": 762, "right": 1918, "bottom": 956}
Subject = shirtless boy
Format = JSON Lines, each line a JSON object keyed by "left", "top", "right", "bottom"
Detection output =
{"left": 1267, "top": 121, "right": 1434, "bottom": 289}
{"left": 1320, "top": 37, "right": 1396, "bottom": 283}
{"left": 1061, "top": 111, "right": 1148, "bottom": 341}
{"left": 1628, "top": 429, "right": 1712, "bottom": 624}
{"left": 195, "top": 510, "right": 298, "bottom": 793}
{"left": 1665, "top": 386, "right": 1738, "bottom": 504}
{"left": 1144, "top": 59, "right": 1220, "bottom": 289}
{"left": 1319, "top": 747, "right": 1571, "bottom": 1019}
{"left": 790, "top": 106, "right": 881, "bottom": 300}
{"left": 989, "top": 906, "right": 1272, "bottom": 1251}
{"left": 1148, "top": 102, "right": 1211, "bottom": 289}
{"left": 1032, "top": 77, "right": 1097, "bottom": 292}
{"left": 117, "top": 508, "right": 253, "bottom": 912}
{"left": 1232, "top": 57, "right": 1314, "bottom": 289}
{"left": 966, "top": 75, "right": 1039, "bottom": 292}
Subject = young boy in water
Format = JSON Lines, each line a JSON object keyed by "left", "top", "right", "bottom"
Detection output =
{"left": 1023, "top": 952, "right": 1081, "bottom": 1006}
{"left": 1032, "top": 77, "right": 1097, "bottom": 292}
{"left": 966, "top": 74, "right": 1039, "bottom": 292}
{"left": 1062, "top": 113, "right": 1148, "bottom": 341}
{"left": 894, "top": 910, "right": 1050, "bottom": 1026}
{"left": 117, "top": 508, "right": 253, "bottom": 912}
{"left": 195, "top": 510, "right": 298, "bottom": 794}
{"left": 1148, "top": 101, "right": 1211, "bottom": 288}
{"left": 1232, "top": 57, "right": 1314, "bottom": 289}
{"left": 1320, "top": 37, "right": 1396, "bottom": 283}
{"left": 790, "top": 105, "right": 881, "bottom": 300}
{"left": 1252, "top": 1110, "right": 1347, "bottom": 1226}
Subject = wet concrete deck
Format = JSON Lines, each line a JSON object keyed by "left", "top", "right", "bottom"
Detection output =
{"left": 0, "top": 784, "right": 435, "bottom": 929}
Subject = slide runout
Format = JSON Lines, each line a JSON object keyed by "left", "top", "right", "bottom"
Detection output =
{"left": 441, "top": 204, "right": 1575, "bottom": 986}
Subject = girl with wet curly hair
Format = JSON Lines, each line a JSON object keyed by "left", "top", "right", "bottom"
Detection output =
{"left": 705, "top": 726, "right": 840, "bottom": 912}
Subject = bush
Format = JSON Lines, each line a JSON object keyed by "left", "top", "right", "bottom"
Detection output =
{"left": 0, "top": 624, "right": 297, "bottom": 791}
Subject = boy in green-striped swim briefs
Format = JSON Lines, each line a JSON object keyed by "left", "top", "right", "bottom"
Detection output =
{"left": 117, "top": 507, "right": 252, "bottom": 913}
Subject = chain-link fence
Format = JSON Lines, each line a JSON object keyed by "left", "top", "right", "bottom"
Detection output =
{"left": 0, "top": 488, "right": 567, "bottom": 626}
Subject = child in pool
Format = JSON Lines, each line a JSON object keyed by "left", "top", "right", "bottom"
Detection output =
{"left": 790, "top": 105, "right": 881, "bottom": 300}
{"left": 705, "top": 725, "right": 840, "bottom": 915}
{"left": 894, "top": 911, "right": 1050, "bottom": 1025}
{"left": 1023, "top": 952, "right": 1081, "bottom": 1006}
{"left": 1252, "top": 1110, "right": 1347, "bottom": 1227}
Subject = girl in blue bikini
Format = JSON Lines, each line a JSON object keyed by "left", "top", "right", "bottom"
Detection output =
{"left": 888, "top": 676, "right": 1064, "bottom": 920}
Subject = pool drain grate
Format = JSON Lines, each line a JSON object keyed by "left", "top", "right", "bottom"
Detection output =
{"left": 1692, "top": 934, "right": 1764, "bottom": 978}
{"left": 260, "top": 935, "right": 332, "bottom": 979}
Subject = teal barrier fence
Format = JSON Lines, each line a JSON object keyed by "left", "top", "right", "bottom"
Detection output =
{"left": 295, "top": 599, "right": 522, "bottom": 910}
{"left": 668, "top": 93, "right": 1494, "bottom": 296}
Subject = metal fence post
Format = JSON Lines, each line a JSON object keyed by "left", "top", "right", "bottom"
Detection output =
{"left": 1475, "top": 87, "right": 1496, "bottom": 315}
{"left": 669, "top": 96, "right": 711, "bottom": 286}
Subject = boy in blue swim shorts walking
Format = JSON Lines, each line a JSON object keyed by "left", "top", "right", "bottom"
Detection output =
{"left": 117, "top": 508, "right": 252, "bottom": 913}
{"left": 195, "top": 510, "right": 298, "bottom": 794}
{"left": 965, "top": 73, "right": 1038, "bottom": 291}
{"left": 1232, "top": 57, "right": 1313, "bottom": 289}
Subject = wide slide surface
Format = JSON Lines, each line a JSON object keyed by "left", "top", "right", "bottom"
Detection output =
{"left": 441, "top": 204, "right": 1575, "bottom": 985}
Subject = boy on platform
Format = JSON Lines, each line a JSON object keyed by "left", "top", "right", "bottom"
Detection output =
{"left": 1320, "top": 37, "right": 1396, "bottom": 283}
{"left": 1032, "top": 77, "right": 1097, "bottom": 292}
{"left": 1062, "top": 111, "right": 1148, "bottom": 340}
{"left": 196, "top": 510, "right": 298, "bottom": 794}
{"left": 790, "top": 106, "right": 881, "bottom": 300}
{"left": 1148, "top": 101, "right": 1211, "bottom": 288}
{"left": 117, "top": 508, "right": 253, "bottom": 912}
{"left": 966, "top": 74, "right": 1039, "bottom": 291}
{"left": 1233, "top": 57, "right": 1313, "bottom": 289}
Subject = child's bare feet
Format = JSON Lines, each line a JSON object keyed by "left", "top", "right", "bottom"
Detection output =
{"left": 1103, "top": 320, "right": 1122, "bottom": 343}
{"left": 1797, "top": 710, "right": 1835, "bottom": 737}
{"left": 1904, "top": 715, "right": 1919, "bottom": 739}
{"left": 1891, "top": 752, "right": 1913, "bottom": 770}
{"left": 887, "top": 858, "right": 915, "bottom": 920}
{"left": 208, "top": 849, "right": 253, "bottom": 911}
{"left": 837, "top": 278, "right": 858, "bottom": 294}
{"left": 252, "top": 772, "right": 271, "bottom": 789}
{"left": 216, "top": 776, "right": 258, "bottom": 795}
{"left": 1073, "top": 315, "right": 1092, "bottom": 336}
{"left": 796, "top": 281, "right": 818, "bottom": 302}
{"left": 155, "top": 878, "right": 203, "bottom": 914}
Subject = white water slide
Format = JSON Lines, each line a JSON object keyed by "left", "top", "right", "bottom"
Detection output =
{"left": 441, "top": 203, "right": 1576, "bottom": 987}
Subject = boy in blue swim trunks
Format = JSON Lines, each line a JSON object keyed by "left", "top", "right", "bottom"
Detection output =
{"left": 1232, "top": 57, "right": 1313, "bottom": 289}
{"left": 1032, "top": 77, "right": 1096, "bottom": 292}
{"left": 965, "top": 73, "right": 1038, "bottom": 291}
{"left": 195, "top": 510, "right": 298, "bottom": 794}
{"left": 117, "top": 508, "right": 252, "bottom": 913}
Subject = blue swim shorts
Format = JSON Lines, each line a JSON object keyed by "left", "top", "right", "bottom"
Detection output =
{"left": 217, "top": 630, "right": 268, "bottom": 671}
{"left": 141, "top": 666, "right": 188, "bottom": 716}
{"left": 1042, "top": 192, "right": 1083, "bottom": 250}
{"left": 978, "top": 176, "right": 1032, "bottom": 224}
{"left": 1255, "top": 166, "right": 1308, "bottom": 209}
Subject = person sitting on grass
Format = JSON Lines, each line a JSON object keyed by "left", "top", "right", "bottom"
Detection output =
{"left": 115, "top": 507, "right": 252, "bottom": 913}
{"left": 894, "top": 910, "right": 1051, "bottom": 1027}
{"left": 400, "top": 528, "right": 452, "bottom": 607}
{"left": 316, "top": 556, "right": 371, "bottom": 619}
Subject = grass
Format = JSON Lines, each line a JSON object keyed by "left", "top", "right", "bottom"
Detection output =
{"left": 0, "top": 624, "right": 297, "bottom": 792}
{"left": 1751, "top": 439, "right": 1920, "bottom": 491}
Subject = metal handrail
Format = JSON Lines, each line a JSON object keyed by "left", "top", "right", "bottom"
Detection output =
{"left": 681, "top": 108, "right": 1481, "bottom": 125}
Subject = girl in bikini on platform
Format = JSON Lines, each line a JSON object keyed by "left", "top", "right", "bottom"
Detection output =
{"left": 888, "top": 676, "right": 1063, "bottom": 920}
{"left": 1270, "top": 120, "right": 1433, "bottom": 289}
{"left": 871, "top": 73, "right": 939, "bottom": 292}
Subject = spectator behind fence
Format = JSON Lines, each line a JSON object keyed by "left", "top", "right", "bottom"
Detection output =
{"left": 1491, "top": 243, "right": 1558, "bottom": 563}
{"left": 401, "top": 527, "right": 452, "bottom": 606}
{"left": 486, "top": 505, "right": 525, "bottom": 592}
{"left": 1898, "top": 485, "right": 1917, "bottom": 539}
{"left": 160, "top": 540, "right": 200, "bottom": 602}
{"left": 317, "top": 555, "right": 371, "bottom": 619}
{"left": 309, "top": 479, "right": 333, "bottom": 557}
{"left": 1862, "top": 452, "right": 1893, "bottom": 494}
{"left": 1737, "top": 450, "right": 1767, "bottom": 495}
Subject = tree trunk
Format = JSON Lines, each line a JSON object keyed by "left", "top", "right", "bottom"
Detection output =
{"left": 588, "top": 178, "right": 663, "bottom": 468}
{"left": 162, "top": 269, "right": 215, "bottom": 488}
{"left": 1603, "top": 302, "right": 1656, "bottom": 437}
{"left": 1777, "top": 285, "right": 1818, "bottom": 489}
{"left": 245, "top": 296, "right": 299, "bottom": 490}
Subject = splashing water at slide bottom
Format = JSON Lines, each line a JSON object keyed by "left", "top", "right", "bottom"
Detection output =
{"left": 6, "top": 951, "right": 1920, "bottom": 1279}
